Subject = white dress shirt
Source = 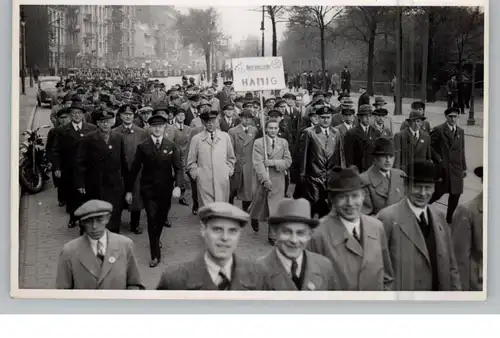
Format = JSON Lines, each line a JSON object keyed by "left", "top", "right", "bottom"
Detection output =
{"left": 204, "top": 252, "right": 233, "bottom": 285}
{"left": 406, "top": 198, "right": 429, "bottom": 223}
{"left": 87, "top": 231, "right": 107, "bottom": 257}
{"left": 276, "top": 249, "right": 304, "bottom": 277}
{"left": 320, "top": 127, "right": 330, "bottom": 136}
{"left": 72, "top": 121, "right": 83, "bottom": 131}
{"left": 409, "top": 128, "right": 419, "bottom": 140}
{"left": 343, "top": 122, "right": 352, "bottom": 130}
{"left": 340, "top": 216, "right": 361, "bottom": 239}
{"left": 447, "top": 123, "right": 456, "bottom": 133}
{"left": 151, "top": 135, "right": 163, "bottom": 145}
{"left": 380, "top": 170, "right": 390, "bottom": 180}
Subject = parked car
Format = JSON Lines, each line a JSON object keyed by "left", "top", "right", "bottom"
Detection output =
{"left": 36, "top": 76, "right": 60, "bottom": 108}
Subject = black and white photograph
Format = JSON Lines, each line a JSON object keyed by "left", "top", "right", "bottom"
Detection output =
{"left": 11, "top": 1, "right": 487, "bottom": 300}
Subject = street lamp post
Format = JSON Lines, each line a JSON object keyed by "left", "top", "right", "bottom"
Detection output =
{"left": 467, "top": 59, "right": 477, "bottom": 126}
{"left": 20, "top": 9, "right": 26, "bottom": 95}
{"left": 260, "top": 6, "right": 265, "bottom": 57}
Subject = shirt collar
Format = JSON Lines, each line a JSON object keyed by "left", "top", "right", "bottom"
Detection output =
{"left": 267, "top": 135, "right": 276, "bottom": 142}
{"left": 343, "top": 122, "right": 351, "bottom": 129}
{"left": 72, "top": 121, "right": 83, "bottom": 130}
{"left": 447, "top": 123, "right": 456, "bottom": 131}
{"left": 339, "top": 216, "right": 361, "bottom": 236}
{"left": 87, "top": 231, "right": 107, "bottom": 255}
{"left": 151, "top": 135, "right": 163, "bottom": 144}
{"left": 276, "top": 249, "right": 304, "bottom": 276}
{"left": 406, "top": 198, "right": 428, "bottom": 222}
{"left": 204, "top": 252, "right": 233, "bottom": 283}
{"left": 409, "top": 128, "right": 419, "bottom": 137}
{"left": 380, "top": 169, "right": 390, "bottom": 179}
{"left": 321, "top": 126, "right": 329, "bottom": 133}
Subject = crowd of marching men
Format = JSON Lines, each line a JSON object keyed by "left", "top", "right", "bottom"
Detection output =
{"left": 46, "top": 70, "right": 482, "bottom": 292}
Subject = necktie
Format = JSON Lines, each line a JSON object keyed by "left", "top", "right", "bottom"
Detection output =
{"left": 353, "top": 227, "right": 361, "bottom": 243}
{"left": 218, "top": 271, "right": 230, "bottom": 290}
{"left": 418, "top": 211, "right": 430, "bottom": 238}
{"left": 244, "top": 128, "right": 248, "bottom": 134}
{"left": 179, "top": 125, "right": 183, "bottom": 131}
{"left": 271, "top": 139, "right": 275, "bottom": 150}
{"left": 210, "top": 132, "right": 214, "bottom": 141}
{"left": 102, "top": 133, "right": 110, "bottom": 144}
{"left": 75, "top": 125, "right": 80, "bottom": 132}
{"left": 96, "top": 240, "right": 105, "bottom": 264}
{"left": 324, "top": 130, "right": 329, "bottom": 138}
{"left": 291, "top": 259, "right": 301, "bottom": 289}
{"left": 155, "top": 138, "right": 161, "bottom": 150}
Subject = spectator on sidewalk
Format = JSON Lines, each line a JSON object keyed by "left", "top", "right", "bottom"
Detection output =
{"left": 446, "top": 75, "right": 459, "bottom": 109}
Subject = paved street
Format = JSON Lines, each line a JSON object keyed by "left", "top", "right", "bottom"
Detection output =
{"left": 18, "top": 83, "right": 484, "bottom": 290}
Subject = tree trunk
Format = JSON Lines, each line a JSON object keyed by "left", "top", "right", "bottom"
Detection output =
{"left": 394, "top": 7, "right": 403, "bottom": 115}
{"left": 320, "top": 26, "right": 326, "bottom": 92}
{"left": 270, "top": 11, "right": 277, "bottom": 57}
{"left": 421, "top": 10, "right": 430, "bottom": 102}
{"left": 205, "top": 50, "right": 211, "bottom": 83}
{"left": 367, "top": 30, "right": 376, "bottom": 96}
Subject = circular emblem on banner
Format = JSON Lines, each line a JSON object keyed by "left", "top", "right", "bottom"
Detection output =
{"left": 270, "top": 59, "right": 282, "bottom": 69}
{"left": 234, "top": 63, "right": 244, "bottom": 73}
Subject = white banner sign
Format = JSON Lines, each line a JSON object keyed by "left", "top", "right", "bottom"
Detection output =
{"left": 232, "top": 57, "right": 286, "bottom": 92}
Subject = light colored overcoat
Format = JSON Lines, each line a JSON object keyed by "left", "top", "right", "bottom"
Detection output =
{"left": 308, "top": 213, "right": 394, "bottom": 291}
{"left": 377, "top": 199, "right": 462, "bottom": 291}
{"left": 249, "top": 136, "right": 292, "bottom": 221}
{"left": 55, "top": 231, "right": 144, "bottom": 290}
{"left": 228, "top": 124, "right": 258, "bottom": 201}
{"left": 186, "top": 129, "right": 236, "bottom": 207}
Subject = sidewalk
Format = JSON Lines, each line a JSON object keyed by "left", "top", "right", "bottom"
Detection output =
{"left": 18, "top": 79, "right": 38, "bottom": 136}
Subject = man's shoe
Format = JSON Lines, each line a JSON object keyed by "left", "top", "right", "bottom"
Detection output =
{"left": 268, "top": 238, "right": 276, "bottom": 246}
{"left": 164, "top": 220, "right": 172, "bottom": 228}
{"left": 251, "top": 219, "right": 259, "bottom": 232}
{"left": 192, "top": 207, "right": 198, "bottom": 215}
{"left": 58, "top": 201, "right": 66, "bottom": 207}
{"left": 179, "top": 198, "right": 189, "bottom": 206}
{"left": 149, "top": 258, "right": 159, "bottom": 268}
{"left": 131, "top": 227, "right": 143, "bottom": 234}
{"left": 68, "top": 220, "right": 76, "bottom": 228}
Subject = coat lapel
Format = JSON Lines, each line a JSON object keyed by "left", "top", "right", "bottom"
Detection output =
{"left": 264, "top": 250, "right": 299, "bottom": 290}
{"left": 368, "top": 165, "right": 388, "bottom": 199}
{"left": 184, "top": 253, "right": 218, "bottom": 290}
{"left": 359, "top": 216, "right": 379, "bottom": 270}
{"left": 98, "top": 231, "right": 123, "bottom": 285}
{"left": 388, "top": 168, "right": 404, "bottom": 201}
{"left": 428, "top": 206, "right": 449, "bottom": 282}
{"left": 301, "top": 251, "right": 325, "bottom": 291}
{"left": 396, "top": 201, "right": 430, "bottom": 264}
{"left": 329, "top": 215, "right": 364, "bottom": 257}
{"left": 76, "top": 236, "right": 101, "bottom": 280}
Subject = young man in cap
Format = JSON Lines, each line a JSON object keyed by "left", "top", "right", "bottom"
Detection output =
{"left": 297, "top": 106, "right": 341, "bottom": 218}
{"left": 182, "top": 94, "right": 200, "bottom": 127}
{"left": 187, "top": 110, "right": 236, "bottom": 209}
{"left": 377, "top": 160, "right": 461, "bottom": 290}
{"left": 399, "top": 101, "right": 431, "bottom": 133}
{"left": 333, "top": 107, "right": 355, "bottom": 167}
{"left": 283, "top": 92, "right": 301, "bottom": 137}
{"left": 216, "top": 80, "right": 233, "bottom": 111}
{"left": 172, "top": 109, "right": 192, "bottom": 206}
{"left": 56, "top": 199, "right": 144, "bottom": 290}
{"left": 156, "top": 202, "right": 265, "bottom": 290}
{"left": 52, "top": 100, "right": 97, "bottom": 229}
{"left": 75, "top": 108, "right": 129, "bottom": 234}
{"left": 259, "top": 198, "right": 338, "bottom": 290}
{"left": 344, "top": 104, "right": 381, "bottom": 173}
{"left": 152, "top": 105, "right": 177, "bottom": 141}
{"left": 372, "top": 97, "right": 393, "bottom": 134}
{"left": 451, "top": 166, "right": 483, "bottom": 291}
{"left": 46, "top": 107, "right": 72, "bottom": 207}
{"left": 360, "top": 137, "right": 406, "bottom": 215}
{"left": 113, "top": 104, "right": 149, "bottom": 234}
{"left": 429, "top": 107, "right": 467, "bottom": 224}
{"left": 249, "top": 118, "right": 292, "bottom": 243}
{"left": 134, "top": 106, "right": 153, "bottom": 130}
{"left": 219, "top": 103, "right": 240, "bottom": 132}
{"left": 393, "top": 109, "right": 432, "bottom": 176}
{"left": 126, "top": 114, "right": 183, "bottom": 268}
{"left": 228, "top": 109, "right": 258, "bottom": 211}
{"left": 308, "top": 166, "right": 394, "bottom": 290}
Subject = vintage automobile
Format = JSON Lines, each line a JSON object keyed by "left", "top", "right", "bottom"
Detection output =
{"left": 36, "top": 76, "right": 60, "bottom": 108}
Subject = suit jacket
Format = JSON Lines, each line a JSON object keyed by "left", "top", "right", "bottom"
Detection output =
{"left": 219, "top": 116, "right": 241, "bottom": 132}
{"left": 344, "top": 124, "right": 381, "bottom": 173}
{"left": 451, "top": 193, "right": 483, "bottom": 291}
{"left": 360, "top": 166, "right": 406, "bottom": 215}
{"left": 308, "top": 213, "right": 394, "bottom": 291}
{"left": 183, "top": 106, "right": 198, "bottom": 126}
{"left": 430, "top": 123, "right": 467, "bottom": 195}
{"left": 74, "top": 130, "right": 128, "bottom": 203}
{"left": 56, "top": 231, "right": 144, "bottom": 290}
{"left": 52, "top": 122, "right": 97, "bottom": 173}
{"left": 156, "top": 252, "right": 265, "bottom": 290}
{"left": 127, "top": 136, "right": 183, "bottom": 200}
{"left": 216, "top": 89, "right": 232, "bottom": 111}
{"left": 377, "top": 199, "right": 462, "bottom": 291}
{"left": 394, "top": 128, "right": 432, "bottom": 174}
{"left": 333, "top": 123, "right": 352, "bottom": 167}
{"left": 258, "top": 249, "right": 338, "bottom": 290}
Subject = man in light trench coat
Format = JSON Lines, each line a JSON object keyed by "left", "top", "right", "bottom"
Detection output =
{"left": 187, "top": 110, "right": 236, "bottom": 208}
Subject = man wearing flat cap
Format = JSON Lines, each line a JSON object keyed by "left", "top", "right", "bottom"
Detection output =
{"left": 428, "top": 107, "right": 467, "bottom": 224}
{"left": 187, "top": 110, "right": 236, "bottom": 209}
{"left": 228, "top": 109, "right": 258, "bottom": 211}
{"left": 181, "top": 94, "right": 200, "bottom": 127}
{"left": 296, "top": 105, "right": 341, "bottom": 218}
{"left": 333, "top": 107, "right": 355, "bottom": 167}
{"left": 56, "top": 199, "right": 144, "bottom": 290}
{"left": 377, "top": 161, "right": 461, "bottom": 291}
{"left": 344, "top": 104, "right": 381, "bottom": 173}
{"left": 52, "top": 100, "right": 97, "bottom": 229}
{"left": 259, "top": 198, "right": 338, "bottom": 290}
{"left": 308, "top": 166, "right": 394, "bottom": 290}
{"left": 219, "top": 103, "right": 240, "bottom": 132}
{"left": 134, "top": 107, "right": 153, "bottom": 130}
{"left": 75, "top": 108, "right": 129, "bottom": 234}
{"left": 216, "top": 80, "right": 233, "bottom": 112}
{"left": 394, "top": 109, "right": 432, "bottom": 176}
{"left": 157, "top": 202, "right": 265, "bottom": 290}
{"left": 451, "top": 166, "right": 483, "bottom": 291}
{"left": 126, "top": 114, "right": 183, "bottom": 268}
{"left": 360, "top": 137, "right": 406, "bottom": 216}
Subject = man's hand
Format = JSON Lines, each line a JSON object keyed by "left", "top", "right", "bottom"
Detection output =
{"left": 125, "top": 192, "right": 133, "bottom": 204}
{"left": 264, "top": 160, "right": 274, "bottom": 167}
{"left": 463, "top": 171, "right": 467, "bottom": 178}
{"left": 263, "top": 180, "right": 272, "bottom": 192}
{"left": 77, "top": 188, "right": 86, "bottom": 194}
{"left": 54, "top": 170, "right": 61, "bottom": 178}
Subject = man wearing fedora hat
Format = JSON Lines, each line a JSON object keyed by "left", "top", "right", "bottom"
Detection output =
{"left": 157, "top": 202, "right": 265, "bottom": 290}
{"left": 56, "top": 199, "right": 144, "bottom": 290}
{"left": 344, "top": 104, "right": 381, "bottom": 173}
{"left": 429, "top": 107, "right": 467, "bottom": 224}
{"left": 308, "top": 166, "right": 394, "bottom": 290}
{"left": 399, "top": 101, "right": 432, "bottom": 134}
{"left": 75, "top": 108, "right": 129, "bottom": 234}
{"left": 360, "top": 138, "right": 406, "bottom": 215}
{"left": 205, "top": 88, "right": 220, "bottom": 112}
{"left": 371, "top": 108, "right": 393, "bottom": 138}
{"left": 259, "top": 198, "right": 338, "bottom": 290}
{"left": 297, "top": 106, "right": 342, "bottom": 219}
{"left": 451, "top": 166, "right": 483, "bottom": 291}
{"left": 181, "top": 94, "right": 200, "bottom": 127}
{"left": 394, "top": 109, "right": 432, "bottom": 175}
{"left": 216, "top": 80, "right": 233, "bottom": 111}
{"left": 52, "top": 99, "right": 98, "bottom": 229}
{"left": 377, "top": 160, "right": 461, "bottom": 291}
{"left": 219, "top": 103, "right": 240, "bottom": 133}
{"left": 333, "top": 107, "right": 356, "bottom": 167}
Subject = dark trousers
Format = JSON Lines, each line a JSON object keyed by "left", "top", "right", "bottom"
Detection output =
{"left": 429, "top": 192, "right": 461, "bottom": 223}
{"left": 241, "top": 201, "right": 251, "bottom": 212}
{"left": 447, "top": 95, "right": 458, "bottom": 109}
{"left": 52, "top": 174, "right": 65, "bottom": 204}
{"left": 143, "top": 195, "right": 172, "bottom": 260}
{"left": 107, "top": 200, "right": 123, "bottom": 233}
{"left": 190, "top": 178, "right": 199, "bottom": 210}
{"left": 284, "top": 172, "right": 290, "bottom": 197}
{"left": 121, "top": 206, "right": 141, "bottom": 230}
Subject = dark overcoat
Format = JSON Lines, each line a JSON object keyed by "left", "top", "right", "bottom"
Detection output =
{"left": 344, "top": 124, "right": 381, "bottom": 173}
{"left": 394, "top": 128, "right": 432, "bottom": 175}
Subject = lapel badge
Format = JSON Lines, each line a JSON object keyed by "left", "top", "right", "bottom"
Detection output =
{"left": 80, "top": 133, "right": 84, "bottom": 137}
{"left": 420, "top": 139, "right": 424, "bottom": 143}
{"left": 307, "top": 282, "right": 316, "bottom": 291}
{"left": 108, "top": 145, "right": 113, "bottom": 149}
{"left": 163, "top": 149, "right": 167, "bottom": 153}
{"left": 131, "top": 130, "right": 134, "bottom": 134}
{"left": 396, "top": 188, "right": 400, "bottom": 192}
{"left": 108, "top": 257, "right": 116, "bottom": 264}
